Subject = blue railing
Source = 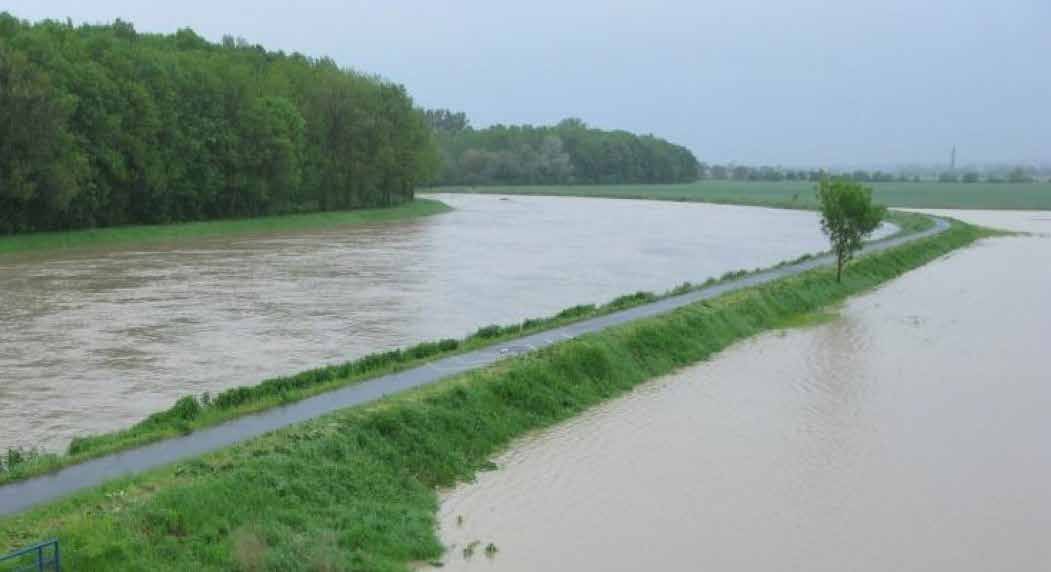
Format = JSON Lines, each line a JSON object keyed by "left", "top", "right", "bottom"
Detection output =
{"left": 0, "top": 539, "right": 60, "bottom": 572}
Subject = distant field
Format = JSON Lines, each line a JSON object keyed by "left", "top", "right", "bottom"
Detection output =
{"left": 428, "top": 181, "right": 1051, "bottom": 210}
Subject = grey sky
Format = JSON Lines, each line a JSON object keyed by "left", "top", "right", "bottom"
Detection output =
{"left": 6, "top": 1, "right": 1049, "bottom": 166}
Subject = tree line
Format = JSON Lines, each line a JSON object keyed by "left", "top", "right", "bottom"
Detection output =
{"left": 701, "top": 164, "right": 1043, "bottom": 184}
{"left": 935, "top": 167, "right": 1037, "bottom": 184}
{"left": 0, "top": 15, "right": 439, "bottom": 234}
{"left": 426, "top": 113, "right": 700, "bottom": 186}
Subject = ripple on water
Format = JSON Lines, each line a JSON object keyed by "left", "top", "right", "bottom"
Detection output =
{"left": 1, "top": 195, "right": 863, "bottom": 452}
{"left": 430, "top": 215, "right": 1051, "bottom": 572}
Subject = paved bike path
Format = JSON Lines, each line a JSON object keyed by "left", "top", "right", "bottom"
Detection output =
{"left": 0, "top": 217, "right": 949, "bottom": 516}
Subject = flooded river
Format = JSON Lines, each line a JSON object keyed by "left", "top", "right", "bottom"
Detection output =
{"left": 0, "top": 195, "right": 866, "bottom": 452}
{"left": 432, "top": 211, "right": 1051, "bottom": 571}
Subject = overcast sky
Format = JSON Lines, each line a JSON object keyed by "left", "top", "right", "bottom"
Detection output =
{"left": 6, "top": 1, "right": 1049, "bottom": 166}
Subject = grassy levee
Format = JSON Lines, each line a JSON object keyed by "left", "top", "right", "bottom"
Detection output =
{"left": 0, "top": 211, "right": 929, "bottom": 486}
{"left": 0, "top": 290, "right": 667, "bottom": 484}
{"left": 0, "top": 254, "right": 832, "bottom": 485}
{"left": 0, "top": 221, "right": 990, "bottom": 570}
{"left": 0, "top": 199, "right": 451, "bottom": 257}
{"left": 428, "top": 180, "right": 1051, "bottom": 210}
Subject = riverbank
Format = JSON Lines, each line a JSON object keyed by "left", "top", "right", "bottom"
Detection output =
{"left": 0, "top": 220, "right": 991, "bottom": 569}
{"left": 430, "top": 210, "right": 1049, "bottom": 572}
{"left": 0, "top": 199, "right": 452, "bottom": 257}
{"left": 0, "top": 200, "right": 909, "bottom": 485}
{"left": 425, "top": 181, "right": 1051, "bottom": 210}
{"left": 0, "top": 249, "right": 843, "bottom": 485}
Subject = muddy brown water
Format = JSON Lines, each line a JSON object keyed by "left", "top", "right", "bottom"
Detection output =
{"left": 0, "top": 194, "right": 880, "bottom": 452}
{"left": 432, "top": 211, "right": 1051, "bottom": 572}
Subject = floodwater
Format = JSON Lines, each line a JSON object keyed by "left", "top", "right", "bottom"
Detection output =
{"left": 0, "top": 194, "right": 879, "bottom": 452}
{"left": 432, "top": 211, "right": 1051, "bottom": 572}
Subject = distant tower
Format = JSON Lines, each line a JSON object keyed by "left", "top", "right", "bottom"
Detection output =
{"left": 950, "top": 145, "right": 957, "bottom": 171}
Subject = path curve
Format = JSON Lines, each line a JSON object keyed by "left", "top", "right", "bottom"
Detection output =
{"left": 0, "top": 216, "right": 950, "bottom": 516}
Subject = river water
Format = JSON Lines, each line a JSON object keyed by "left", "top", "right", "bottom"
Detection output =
{"left": 432, "top": 210, "right": 1051, "bottom": 572}
{"left": 0, "top": 194, "right": 865, "bottom": 452}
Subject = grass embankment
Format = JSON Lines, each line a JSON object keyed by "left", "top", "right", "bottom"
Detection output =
{"left": 0, "top": 292, "right": 661, "bottom": 483}
{"left": 0, "top": 250, "right": 840, "bottom": 485}
{"left": 0, "top": 210, "right": 933, "bottom": 483}
{"left": 0, "top": 199, "right": 451, "bottom": 257}
{"left": 428, "top": 180, "right": 1051, "bottom": 210}
{"left": 0, "top": 210, "right": 931, "bottom": 485}
{"left": 1, "top": 220, "right": 990, "bottom": 570}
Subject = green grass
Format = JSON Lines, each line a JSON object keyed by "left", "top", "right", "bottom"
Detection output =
{"left": 0, "top": 290, "right": 666, "bottom": 484}
{"left": 428, "top": 180, "right": 1051, "bottom": 210}
{"left": 0, "top": 209, "right": 932, "bottom": 486}
{"left": 0, "top": 199, "right": 452, "bottom": 257}
{"left": 0, "top": 209, "right": 933, "bottom": 485}
{"left": 0, "top": 220, "right": 991, "bottom": 570}
{"left": 773, "top": 310, "right": 841, "bottom": 330}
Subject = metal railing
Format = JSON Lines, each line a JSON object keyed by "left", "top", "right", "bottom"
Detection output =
{"left": 0, "top": 539, "right": 60, "bottom": 572}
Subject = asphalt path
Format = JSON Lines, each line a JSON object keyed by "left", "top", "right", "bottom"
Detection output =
{"left": 0, "top": 216, "right": 949, "bottom": 516}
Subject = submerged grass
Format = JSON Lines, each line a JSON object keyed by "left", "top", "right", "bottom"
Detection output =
{"left": 0, "top": 220, "right": 990, "bottom": 570}
{"left": 773, "top": 309, "right": 841, "bottom": 330}
{"left": 0, "top": 199, "right": 451, "bottom": 257}
{"left": 0, "top": 210, "right": 932, "bottom": 485}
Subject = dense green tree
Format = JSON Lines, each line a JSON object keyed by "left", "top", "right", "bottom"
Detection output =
{"left": 0, "top": 14, "right": 437, "bottom": 234}
{"left": 0, "top": 44, "right": 88, "bottom": 233}
{"left": 424, "top": 109, "right": 470, "bottom": 134}
{"left": 816, "top": 178, "right": 886, "bottom": 282}
{"left": 429, "top": 116, "right": 699, "bottom": 186}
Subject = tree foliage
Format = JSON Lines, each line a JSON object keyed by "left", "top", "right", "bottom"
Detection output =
{"left": 0, "top": 14, "right": 438, "bottom": 234}
{"left": 701, "top": 164, "right": 1046, "bottom": 184}
{"left": 423, "top": 109, "right": 470, "bottom": 134}
{"left": 427, "top": 114, "right": 699, "bottom": 186}
{"left": 816, "top": 178, "right": 886, "bottom": 282}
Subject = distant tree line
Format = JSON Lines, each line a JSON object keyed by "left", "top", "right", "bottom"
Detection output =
{"left": 935, "top": 167, "right": 1037, "bottom": 184}
{"left": 427, "top": 113, "right": 700, "bottom": 186}
{"left": 700, "top": 164, "right": 1043, "bottom": 184}
{"left": 700, "top": 164, "right": 922, "bottom": 183}
{"left": 703, "top": 165, "right": 840, "bottom": 183}
{"left": 0, "top": 15, "right": 438, "bottom": 234}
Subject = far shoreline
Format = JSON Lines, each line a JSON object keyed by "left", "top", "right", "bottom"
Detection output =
{"left": 0, "top": 198, "right": 453, "bottom": 257}
{"left": 422, "top": 180, "right": 1051, "bottom": 211}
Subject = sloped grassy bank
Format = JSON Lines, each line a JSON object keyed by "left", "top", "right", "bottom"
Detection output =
{"left": 0, "top": 209, "right": 931, "bottom": 486}
{"left": 0, "top": 221, "right": 988, "bottom": 570}
{"left": 0, "top": 199, "right": 451, "bottom": 257}
{"left": 4, "top": 217, "right": 924, "bottom": 485}
{"left": 0, "top": 274, "right": 753, "bottom": 485}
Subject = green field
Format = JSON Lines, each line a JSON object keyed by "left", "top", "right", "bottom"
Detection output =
{"left": 428, "top": 181, "right": 1051, "bottom": 210}
{"left": 0, "top": 221, "right": 990, "bottom": 571}
{"left": 0, "top": 199, "right": 451, "bottom": 257}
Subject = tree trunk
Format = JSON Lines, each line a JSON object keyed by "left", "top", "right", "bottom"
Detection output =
{"left": 836, "top": 254, "right": 844, "bottom": 283}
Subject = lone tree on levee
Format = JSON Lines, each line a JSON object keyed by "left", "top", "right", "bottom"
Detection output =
{"left": 817, "top": 178, "right": 886, "bottom": 282}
